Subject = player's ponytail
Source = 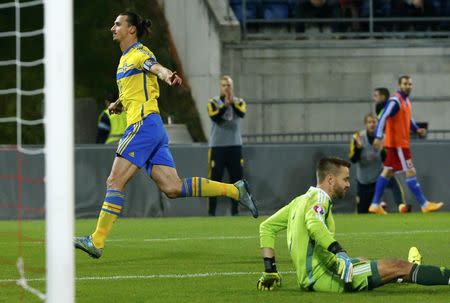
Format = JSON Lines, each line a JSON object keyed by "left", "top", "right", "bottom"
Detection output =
{"left": 140, "top": 19, "right": 152, "bottom": 38}
{"left": 120, "top": 11, "right": 152, "bottom": 39}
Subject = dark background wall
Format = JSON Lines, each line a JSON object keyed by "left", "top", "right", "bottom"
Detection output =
{"left": 1, "top": 142, "right": 449, "bottom": 220}
{"left": 0, "top": 0, "right": 205, "bottom": 145}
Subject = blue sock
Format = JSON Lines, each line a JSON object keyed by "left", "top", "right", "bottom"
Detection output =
{"left": 371, "top": 175, "right": 390, "bottom": 205}
{"left": 406, "top": 176, "right": 427, "bottom": 207}
{"left": 180, "top": 178, "right": 193, "bottom": 197}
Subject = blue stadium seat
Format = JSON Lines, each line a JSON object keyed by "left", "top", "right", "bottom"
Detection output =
{"left": 261, "top": 0, "right": 291, "bottom": 20}
{"left": 229, "top": 0, "right": 261, "bottom": 23}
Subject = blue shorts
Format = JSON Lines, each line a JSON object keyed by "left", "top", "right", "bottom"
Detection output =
{"left": 116, "top": 113, "right": 175, "bottom": 175}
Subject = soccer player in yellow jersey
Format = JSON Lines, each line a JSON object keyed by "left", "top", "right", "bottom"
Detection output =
{"left": 74, "top": 11, "right": 258, "bottom": 259}
{"left": 256, "top": 157, "right": 450, "bottom": 292}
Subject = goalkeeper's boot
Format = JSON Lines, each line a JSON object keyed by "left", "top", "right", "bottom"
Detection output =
{"left": 421, "top": 201, "right": 444, "bottom": 213}
{"left": 398, "top": 203, "right": 412, "bottom": 213}
{"left": 368, "top": 203, "right": 388, "bottom": 215}
{"left": 74, "top": 235, "right": 103, "bottom": 259}
{"left": 234, "top": 180, "right": 259, "bottom": 218}
{"left": 408, "top": 246, "right": 422, "bottom": 265}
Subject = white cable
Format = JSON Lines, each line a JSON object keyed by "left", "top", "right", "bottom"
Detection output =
{"left": 17, "top": 145, "right": 45, "bottom": 155}
{"left": 0, "top": 29, "right": 44, "bottom": 38}
{"left": 16, "top": 257, "right": 46, "bottom": 301}
{"left": 0, "top": 59, "right": 44, "bottom": 67}
{"left": 0, "top": 88, "right": 44, "bottom": 95}
{"left": 0, "top": 117, "right": 45, "bottom": 125}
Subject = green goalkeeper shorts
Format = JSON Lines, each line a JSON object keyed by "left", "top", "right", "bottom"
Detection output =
{"left": 311, "top": 259, "right": 383, "bottom": 293}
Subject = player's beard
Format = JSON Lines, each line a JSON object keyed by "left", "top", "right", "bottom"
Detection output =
{"left": 333, "top": 184, "right": 348, "bottom": 200}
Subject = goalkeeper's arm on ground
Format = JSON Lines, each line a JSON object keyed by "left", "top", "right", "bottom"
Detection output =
{"left": 257, "top": 204, "right": 291, "bottom": 290}
{"left": 257, "top": 248, "right": 282, "bottom": 291}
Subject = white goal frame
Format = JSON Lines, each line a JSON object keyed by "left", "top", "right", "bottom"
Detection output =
{"left": 44, "top": 0, "right": 74, "bottom": 302}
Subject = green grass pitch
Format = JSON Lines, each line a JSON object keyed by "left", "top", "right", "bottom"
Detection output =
{"left": 0, "top": 213, "right": 449, "bottom": 302}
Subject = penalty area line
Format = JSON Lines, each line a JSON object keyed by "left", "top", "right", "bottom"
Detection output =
{"left": 0, "top": 271, "right": 296, "bottom": 284}
{"left": 106, "top": 229, "right": 450, "bottom": 243}
{"left": 1, "top": 230, "right": 448, "bottom": 245}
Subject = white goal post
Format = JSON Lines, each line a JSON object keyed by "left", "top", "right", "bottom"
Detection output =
{"left": 44, "top": 0, "right": 74, "bottom": 302}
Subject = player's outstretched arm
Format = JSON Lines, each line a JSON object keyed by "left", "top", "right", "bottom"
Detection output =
{"left": 150, "top": 64, "right": 182, "bottom": 86}
{"left": 257, "top": 248, "right": 282, "bottom": 291}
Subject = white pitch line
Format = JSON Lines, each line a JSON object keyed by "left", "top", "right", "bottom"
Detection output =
{"left": 143, "top": 235, "right": 256, "bottom": 242}
{"left": 0, "top": 271, "right": 296, "bottom": 284}
{"left": 0, "top": 229, "right": 448, "bottom": 246}
{"left": 107, "top": 229, "right": 450, "bottom": 243}
{"left": 338, "top": 229, "right": 450, "bottom": 237}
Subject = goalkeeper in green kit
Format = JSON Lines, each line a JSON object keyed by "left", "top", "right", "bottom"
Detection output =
{"left": 257, "top": 157, "right": 450, "bottom": 292}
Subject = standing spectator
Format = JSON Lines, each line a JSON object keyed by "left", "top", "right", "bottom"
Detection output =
{"left": 373, "top": 87, "right": 391, "bottom": 117}
{"left": 296, "top": 0, "right": 341, "bottom": 33}
{"left": 349, "top": 113, "right": 409, "bottom": 213}
{"left": 207, "top": 75, "right": 247, "bottom": 216}
{"left": 369, "top": 75, "right": 444, "bottom": 214}
{"left": 391, "top": 0, "right": 441, "bottom": 31}
{"left": 339, "top": 0, "right": 362, "bottom": 32}
{"left": 360, "top": 0, "right": 392, "bottom": 32}
{"left": 96, "top": 91, "right": 127, "bottom": 144}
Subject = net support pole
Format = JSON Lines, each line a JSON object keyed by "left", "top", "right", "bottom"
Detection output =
{"left": 44, "top": 0, "right": 75, "bottom": 302}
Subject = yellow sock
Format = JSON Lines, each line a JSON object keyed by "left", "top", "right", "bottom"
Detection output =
{"left": 180, "top": 177, "right": 239, "bottom": 200}
{"left": 91, "top": 190, "right": 124, "bottom": 248}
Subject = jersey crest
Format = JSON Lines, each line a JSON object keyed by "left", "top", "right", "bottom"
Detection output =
{"left": 313, "top": 205, "right": 325, "bottom": 215}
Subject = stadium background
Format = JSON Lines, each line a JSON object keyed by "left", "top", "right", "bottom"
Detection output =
{"left": 1, "top": 1, "right": 450, "bottom": 302}
{"left": 1, "top": 0, "right": 450, "bottom": 217}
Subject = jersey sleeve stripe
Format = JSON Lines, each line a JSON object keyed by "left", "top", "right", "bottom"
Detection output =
{"left": 143, "top": 57, "right": 158, "bottom": 71}
{"left": 117, "top": 68, "right": 143, "bottom": 80}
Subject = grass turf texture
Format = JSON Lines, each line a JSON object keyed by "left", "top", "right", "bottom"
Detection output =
{"left": 0, "top": 213, "right": 449, "bottom": 302}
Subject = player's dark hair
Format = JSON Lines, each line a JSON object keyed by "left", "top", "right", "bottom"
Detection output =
{"left": 374, "top": 87, "right": 390, "bottom": 102}
{"left": 316, "top": 157, "right": 350, "bottom": 182}
{"left": 398, "top": 75, "right": 411, "bottom": 84}
{"left": 120, "top": 11, "right": 152, "bottom": 39}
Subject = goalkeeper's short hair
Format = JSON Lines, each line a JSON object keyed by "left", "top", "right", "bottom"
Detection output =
{"left": 316, "top": 157, "right": 351, "bottom": 182}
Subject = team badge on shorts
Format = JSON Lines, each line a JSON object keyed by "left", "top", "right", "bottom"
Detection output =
{"left": 406, "top": 159, "right": 414, "bottom": 169}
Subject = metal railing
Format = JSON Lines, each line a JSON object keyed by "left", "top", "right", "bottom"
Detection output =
{"left": 245, "top": 96, "right": 450, "bottom": 135}
{"left": 246, "top": 96, "right": 450, "bottom": 105}
{"left": 231, "top": 0, "right": 450, "bottom": 40}
{"left": 243, "top": 130, "right": 450, "bottom": 144}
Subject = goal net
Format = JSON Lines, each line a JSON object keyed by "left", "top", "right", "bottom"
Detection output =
{"left": 0, "top": 0, "right": 74, "bottom": 302}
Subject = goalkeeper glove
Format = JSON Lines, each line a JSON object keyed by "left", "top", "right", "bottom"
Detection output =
{"left": 336, "top": 252, "right": 353, "bottom": 283}
{"left": 257, "top": 256, "right": 281, "bottom": 291}
{"left": 257, "top": 272, "right": 282, "bottom": 291}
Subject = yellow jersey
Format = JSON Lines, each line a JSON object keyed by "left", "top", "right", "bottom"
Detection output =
{"left": 116, "top": 41, "right": 160, "bottom": 126}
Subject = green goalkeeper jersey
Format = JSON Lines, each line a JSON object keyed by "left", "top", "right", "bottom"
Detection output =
{"left": 260, "top": 186, "right": 338, "bottom": 290}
